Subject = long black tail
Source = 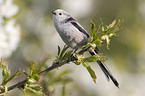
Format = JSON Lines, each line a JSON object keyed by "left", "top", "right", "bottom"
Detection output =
{"left": 89, "top": 48, "right": 119, "bottom": 88}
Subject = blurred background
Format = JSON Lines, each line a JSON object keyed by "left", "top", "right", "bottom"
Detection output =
{"left": 0, "top": 0, "right": 145, "bottom": 96}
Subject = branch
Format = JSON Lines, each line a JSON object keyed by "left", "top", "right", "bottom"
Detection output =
{"left": 0, "top": 19, "right": 123, "bottom": 94}
{"left": 0, "top": 47, "right": 89, "bottom": 94}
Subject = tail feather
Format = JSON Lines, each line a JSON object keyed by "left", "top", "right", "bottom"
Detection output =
{"left": 96, "top": 60, "right": 110, "bottom": 81}
{"left": 97, "top": 60, "right": 119, "bottom": 88}
{"left": 89, "top": 49, "right": 119, "bottom": 88}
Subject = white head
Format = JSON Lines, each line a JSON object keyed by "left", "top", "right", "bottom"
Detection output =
{"left": 52, "top": 9, "right": 72, "bottom": 23}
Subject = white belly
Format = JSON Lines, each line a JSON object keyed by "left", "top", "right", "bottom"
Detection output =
{"left": 55, "top": 22, "right": 88, "bottom": 49}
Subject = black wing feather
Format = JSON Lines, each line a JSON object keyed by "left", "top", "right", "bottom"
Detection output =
{"left": 71, "top": 22, "right": 90, "bottom": 38}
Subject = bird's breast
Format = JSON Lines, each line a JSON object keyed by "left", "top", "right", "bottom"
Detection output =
{"left": 55, "top": 22, "right": 88, "bottom": 49}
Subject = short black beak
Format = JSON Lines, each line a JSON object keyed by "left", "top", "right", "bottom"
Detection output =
{"left": 52, "top": 11, "right": 56, "bottom": 15}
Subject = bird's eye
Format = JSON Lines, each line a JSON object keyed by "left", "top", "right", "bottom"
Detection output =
{"left": 59, "top": 13, "right": 62, "bottom": 15}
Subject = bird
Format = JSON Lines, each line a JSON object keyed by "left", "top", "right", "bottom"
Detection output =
{"left": 52, "top": 9, "right": 119, "bottom": 88}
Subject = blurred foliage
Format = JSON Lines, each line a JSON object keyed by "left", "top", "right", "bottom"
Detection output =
{"left": 89, "top": 19, "right": 123, "bottom": 49}
{"left": 0, "top": 58, "right": 21, "bottom": 94}
{"left": 21, "top": 60, "right": 72, "bottom": 96}
{"left": 0, "top": 56, "right": 72, "bottom": 96}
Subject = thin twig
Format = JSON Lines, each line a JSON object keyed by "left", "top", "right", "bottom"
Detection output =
{"left": 38, "top": 57, "right": 70, "bottom": 75}
{"left": 0, "top": 47, "right": 89, "bottom": 94}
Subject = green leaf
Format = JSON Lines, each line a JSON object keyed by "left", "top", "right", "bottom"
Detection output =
{"left": 23, "top": 71, "right": 29, "bottom": 77}
{"left": 55, "top": 45, "right": 72, "bottom": 64}
{"left": 83, "top": 55, "right": 101, "bottom": 62}
{"left": 30, "top": 61, "right": 37, "bottom": 76}
{"left": 62, "top": 84, "right": 65, "bottom": 96}
{"left": 90, "top": 20, "right": 95, "bottom": 32}
{"left": 87, "top": 65, "right": 97, "bottom": 83}
{"left": 107, "top": 19, "right": 116, "bottom": 29}
{"left": 72, "top": 53, "right": 83, "bottom": 65}
{"left": 100, "top": 18, "right": 104, "bottom": 31}
{"left": 100, "top": 58, "right": 108, "bottom": 62}
{"left": 26, "top": 85, "right": 42, "bottom": 93}
{"left": 30, "top": 62, "right": 34, "bottom": 76}
{"left": 1, "top": 58, "right": 10, "bottom": 85}
{"left": 0, "top": 58, "right": 21, "bottom": 86}
{"left": 29, "top": 62, "right": 41, "bottom": 82}
{"left": 73, "top": 61, "right": 81, "bottom": 65}
{"left": 102, "top": 35, "right": 110, "bottom": 49}
{"left": 90, "top": 21, "right": 97, "bottom": 38}
{"left": 59, "top": 45, "right": 69, "bottom": 58}
{"left": 29, "top": 86, "right": 41, "bottom": 92}
{"left": 81, "top": 61, "right": 97, "bottom": 83}
{"left": 4, "top": 70, "right": 21, "bottom": 85}
{"left": 33, "top": 75, "right": 40, "bottom": 82}
{"left": 5, "top": 86, "right": 8, "bottom": 93}
{"left": 92, "top": 39, "right": 101, "bottom": 46}
{"left": 58, "top": 45, "right": 61, "bottom": 56}
{"left": 36, "top": 63, "right": 44, "bottom": 74}
{"left": 62, "top": 50, "right": 73, "bottom": 60}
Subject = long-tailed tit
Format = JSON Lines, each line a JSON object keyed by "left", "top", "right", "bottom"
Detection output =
{"left": 52, "top": 9, "right": 119, "bottom": 87}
